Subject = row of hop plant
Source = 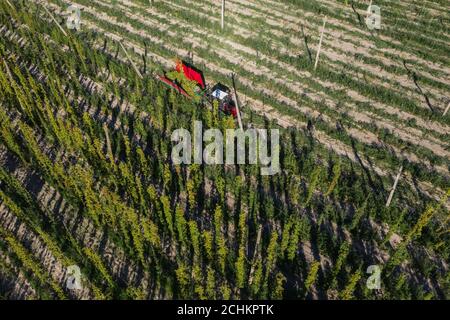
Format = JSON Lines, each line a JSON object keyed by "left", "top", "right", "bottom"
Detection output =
{"left": 0, "top": 1, "right": 446, "bottom": 296}
{"left": 65, "top": 0, "right": 450, "bottom": 189}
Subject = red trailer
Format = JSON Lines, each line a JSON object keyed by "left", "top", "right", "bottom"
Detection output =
{"left": 159, "top": 59, "right": 238, "bottom": 118}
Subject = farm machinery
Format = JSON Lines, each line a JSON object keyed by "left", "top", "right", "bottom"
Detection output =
{"left": 159, "top": 59, "right": 240, "bottom": 120}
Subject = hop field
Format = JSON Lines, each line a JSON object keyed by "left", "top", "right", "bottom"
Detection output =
{"left": 0, "top": 0, "right": 448, "bottom": 300}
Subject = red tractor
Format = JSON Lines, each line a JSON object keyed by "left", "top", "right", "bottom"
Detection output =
{"left": 159, "top": 59, "right": 238, "bottom": 119}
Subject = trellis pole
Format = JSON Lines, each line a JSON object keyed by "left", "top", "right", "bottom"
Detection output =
{"left": 231, "top": 73, "right": 244, "bottom": 130}
{"left": 248, "top": 226, "right": 263, "bottom": 285}
{"left": 119, "top": 41, "right": 143, "bottom": 79}
{"left": 386, "top": 165, "right": 403, "bottom": 207}
{"left": 314, "top": 17, "right": 327, "bottom": 70}
{"left": 103, "top": 124, "right": 114, "bottom": 163}
{"left": 41, "top": 4, "right": 68, "bottom": 37}
{"left": 443, "top": 101, "right": 450, "bottom": 116}
{"left": 5, "top": 0, "right": 14, "bottom": 10}
{"left": 3, "top": 60, "right": 13, "bottom": 80}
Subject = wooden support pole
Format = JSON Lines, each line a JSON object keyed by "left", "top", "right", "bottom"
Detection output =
{"left": 3, "top": 60, "right": 13, "bottom": 80}
{"left": 103, "top": 124, "right": 114, "bottom": 163}
{"left": 386, "top": 165, "right": 403, "bottom": 207}
{"left": 5, "top": 0, "right": 14, "bottom": 10}
{"left": 41, "top": 4, "right": 68, "bottom": 37}
{"left": 248, "top": 225, "right": 263, "bottom": 285}
{"left": 314, "top": 17, "right": 327, "bottom": 71}
{"left": 443, "top": 101, "right": 450, "bottom": 116}
{"left": 221, "top": 0, "right": 225, "bottom": 30}
{"left": 119, "top": 41, "right": 143, "bottom": 79}
{"left": 231, "top": 73, "right": 244, "bottom": 130}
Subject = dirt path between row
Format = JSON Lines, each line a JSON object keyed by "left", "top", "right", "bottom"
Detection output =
{"left": 253, "top": 0, "right": 450, "bottom": 76}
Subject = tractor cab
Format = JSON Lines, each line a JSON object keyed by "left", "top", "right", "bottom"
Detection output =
{"left": 209, "top": 83, "right": 238, "bottom": 118}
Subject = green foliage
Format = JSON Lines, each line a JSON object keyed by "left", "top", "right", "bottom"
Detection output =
{"left": 330, "top": 241, "right": 351, "bottom": 288}
{"left": 205, "top": 267, "right": 216, "bottom": 299}
{"left": 235, "top": 247, "right": 247, "bottom": 289}
{"left": 340, "top": 270, "right": 362, "bottom": 300}
{"left": 306, "top": 167, "right": 322, "bottom": 205}
{"left": 304, "top": 261, "right": 320, "bottom": 293}
{"left": 325, "top": 161, "right": 341, "bottom": 196}
{"left": 271, "top": 272, "right": 286, "bottom": 300}
{"left": 175, "top": 263, "right": 190, "bottom": 296}
{"left": 265, "top": 232, "right": 279, "bottom": 279}
{"left": 188, "top": 220, "right": 201, "bottom": 258}
{"left": 166, "top": 60, "right": 201, "bottom": 102}
{"left": 0, "top": 1, "right": 445, "bottom": 300}
{"left": 160, "top": 195, "right": 174, "bottom": 236}
{"left": 83, "top": 247, "right": 114, "bottom": 288}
